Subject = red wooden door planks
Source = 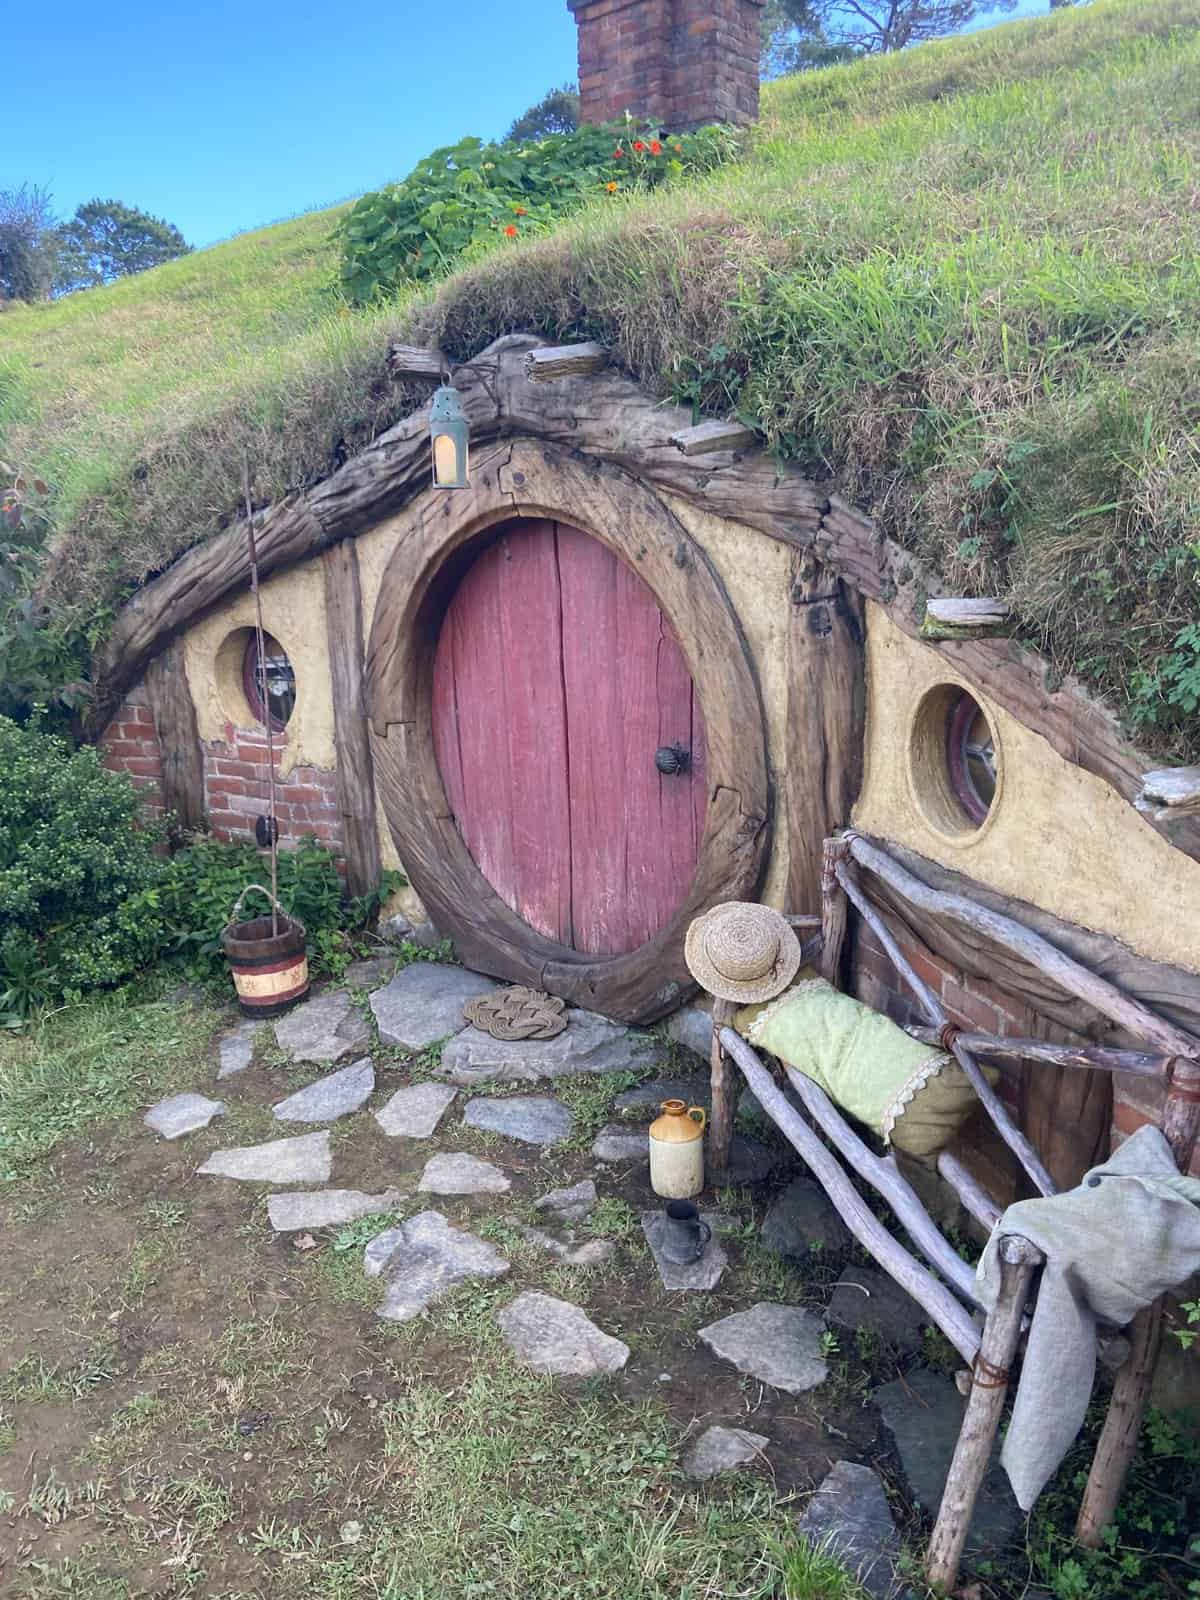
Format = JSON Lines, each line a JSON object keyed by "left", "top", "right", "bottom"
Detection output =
{"left": 431, "top": 518, "right": 707, "bottom": 957}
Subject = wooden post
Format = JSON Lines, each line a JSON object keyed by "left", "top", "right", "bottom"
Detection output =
{"left": 143, "top": 638, "right": 206, "bottom": 833}
{"left": 1076, "top": 1057, "right": 1200, "bottom": 1546}
{"left": 819, "top": 836, "right": 851, "bottom": 988}
{"left": 708, "top": 997, "right": 738, "bottom": 1177}
{"left": 925, "top": 1234, "right": 1043, "bottom": 1593}
{"left": 786, "top": 555, "right": 865, "bottom": 921}
{"left": 322, "top": 541, "right": 382, "bottom": 900}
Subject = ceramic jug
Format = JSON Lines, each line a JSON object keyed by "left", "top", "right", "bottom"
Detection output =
{"left": 649, "top": 1098, "right": 706, "bottom": 1198}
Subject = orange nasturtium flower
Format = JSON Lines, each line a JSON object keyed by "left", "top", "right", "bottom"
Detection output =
{"left": 504, "top": 224, "right": 519, "bottom": 237}
{"left": 612, "top": 147, "right": 624, "bottom": 159}
{"left": 604, "top": 180, "right": 619, "bottom": 192}
{"left": 673, "top": 142, "right": 683, "bottom": 153}
{"left": 632, "top": 140, "right": 646, "bottom": 152}
{"left": 650, "top": 139, "right": 662, "bottom": 155}
{"left": 514, "top": 205, "right": 528, "bottom": 215}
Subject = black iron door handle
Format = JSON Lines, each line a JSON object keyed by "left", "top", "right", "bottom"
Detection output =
{"left": 655, "top": 744, "right": 692, "bottom": 776}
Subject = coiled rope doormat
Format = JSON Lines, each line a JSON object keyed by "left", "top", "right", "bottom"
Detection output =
{"left": 462, "top": 985, "right": 568, "bottom": 1041}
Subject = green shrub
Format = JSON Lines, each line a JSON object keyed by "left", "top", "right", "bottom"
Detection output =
{"left": 337, "top": 121, "right": 740, "bottom": 302}
{"left": 0, "top": 717, "right": 164, "bottom": 1016}
{"left": 158, "top": 835, "right": 401, "bottom": 982}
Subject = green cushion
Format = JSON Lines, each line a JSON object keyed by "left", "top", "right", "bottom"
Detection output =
{"left": 735, "top": 976, "right": 992, "bottom": 1160}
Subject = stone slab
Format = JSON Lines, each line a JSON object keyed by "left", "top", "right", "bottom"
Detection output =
{"left": 762, "top": 1177, "right": 851, "bottom": 1258}
{"left": 198, "top": 1130, "right": 332, "bottom": 1184}
{"left": 462, "top": 1095, "right": 574, "bottom": 1147}
{"left": 720, "top": 1134, "right": 781, "bottom": 1186}
{"left": 364, "top": 1225, "right": 407, "bottom": 1277}
{"left": 698, "top": 1303, "right": 828, "bottom": 1394}
{"left": 828, "top": 1267, "right": 925, "bottom": 1350}
{"left": 418, "top": 1152, "right": 511, "bottom": 1195}
{"left": 439, "top": 1007, "right": 662, "bottom": 1087}
{"left": 145, "top": 1092, "right": 225, "bottom": 1140}
{"left": 682, "top": 1424, "right": 769, "bottom": 1481}
{"left": 613, "top": 1076, "right": 710, "bottom": 1112}
{"left": 795, "top": 1462, "right": 905, "bottom": 1600}
{"left": 496, "top": 1291, "right": 629, "bottom": 1376}
{"left": 875, "top": 1368, "right": 1021, "bottom": 1555}
{"left": 274, "top": 990, "right": 370, "bottom": 1064}
{"left": 666, "top": 1006, "right": 713, "bottom": 1061}
{"left": 515, "top": 1223, "right": 617, "bottom": 1268}
{"left": 535, "top": 1180, "right": 597, "bottom": 1223}
{"left": 591, "top": 1126, "right": 649, "bottom": 1164}
{"left": 640, "top": 1211, "right": 728, "bottom": 1291}
{"left": 374, "top": 1081, "right": 458, "bottom": 1138}
{"left": 369, "top": 963, "right": 499, "bottom": 1052}
{"left": 343, "top": 955, "right": 397, "bottom": 990}
{"left": 374, "top": 1210, "right": 509, "bottom": 1321}
{"left": 217, "top": 1021, "right": 258, "bottom": 1079}
{"left": 267, "top": 1188, "right": 403, "bottom": 1232}
{"left": 272, "top": 1058, "right": 375, "bottom": 1124}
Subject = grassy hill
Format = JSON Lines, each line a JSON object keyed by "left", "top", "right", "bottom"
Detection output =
{"left": 3, "top": 0, "right": 1200, "bottom": 753}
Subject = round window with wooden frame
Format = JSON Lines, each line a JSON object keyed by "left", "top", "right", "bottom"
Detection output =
{"left": 945, "top": 690, "right": 997, "bottom": 826}
{"left": 242, "top": 632, "right": 296, "bottom": 732}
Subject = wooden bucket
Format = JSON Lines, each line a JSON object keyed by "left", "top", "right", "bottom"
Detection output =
{"left": 221, "top": 885, "right": 309, "bottom": 1018}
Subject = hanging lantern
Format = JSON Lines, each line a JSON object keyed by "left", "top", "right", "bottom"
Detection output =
{"left": 430, "top": 383, "right": 470, "bottom": 489}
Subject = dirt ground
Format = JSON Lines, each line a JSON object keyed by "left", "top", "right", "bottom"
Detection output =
{"left": 0, "top": 985, "right": 950, "bottom": 1599}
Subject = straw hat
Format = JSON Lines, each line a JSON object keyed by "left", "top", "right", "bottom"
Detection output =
{"left": 684, "top": 901, "right": 802, "bottom": 1004}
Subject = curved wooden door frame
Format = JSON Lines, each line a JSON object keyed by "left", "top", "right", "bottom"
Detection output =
{"left": 364, "top": 438, "right": 772, "bottom": 1023}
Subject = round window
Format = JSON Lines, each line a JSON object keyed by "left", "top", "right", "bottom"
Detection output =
{"left": 945, "top": 691, "right": 997, "bottom": 826}
{"left": 243, "top": 632, "right": 296, "bottom": 731}
{"left": 906, "top": 683, "right": 1001, "bottom": 841}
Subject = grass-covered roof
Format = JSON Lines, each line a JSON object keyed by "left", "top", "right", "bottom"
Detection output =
{"left": 3, "top": 0, "right": 1199, "bottom": 755}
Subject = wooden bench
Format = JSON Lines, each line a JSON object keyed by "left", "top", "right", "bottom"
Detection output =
{"left": 705, "top": 831, "right": 1200, "bottom": 1594}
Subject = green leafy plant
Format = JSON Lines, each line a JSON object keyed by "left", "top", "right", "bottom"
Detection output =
{"left": 0, "top": 469, "right": 90, "bottom": 729}
{"left": 1171, "top": 1299, "right": 1199, "bottom": 1352}
{"left": 157, "top": 835, "right": 402, "bottom": 982}
{"left": 337, "top": 120, "right": 740, "bottom": 303}
{"left": 0, "top": 716, "right": 165, "bottom": 1018}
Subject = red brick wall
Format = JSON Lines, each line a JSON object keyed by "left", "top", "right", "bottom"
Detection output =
{"left": 569, "top": 0, "right": 763, "bottom": 129}
{"left": 100, "top": 685, "right": 164, "bottom": 821}
{"left": 100, "top": 684, "right": 345, "bottom": 868}
{"left": 852, "top": 916, "right": 1200, "bottom": 1180}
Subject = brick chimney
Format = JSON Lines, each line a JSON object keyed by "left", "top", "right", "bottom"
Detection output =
{"left": 568, "top": 0, "right": 764, "bottom": 130}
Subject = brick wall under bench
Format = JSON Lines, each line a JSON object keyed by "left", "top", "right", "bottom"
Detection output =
{"left": 101, "top": 691, "right": 346, "bottom": 868}
{"left": 851, "top": 916, "right": 1200, "bottom": 1182}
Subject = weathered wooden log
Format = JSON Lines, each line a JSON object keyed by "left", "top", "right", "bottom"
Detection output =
{"left": 523, "top": 341, "right": 608, "bottom": 381}
{"left": 936, "top": 1150, "right": 1002, "bottom": 1231}
{"left": 925, "top": 1235, "right": 1043, "bottom": 1593}
{"left": 784, "top": 1066, "right": 980, "bottom": 1306}
{"left": 669, "top": 418, "right": 757, "bottom": 455}
{"left": 1138, "top": 765, "right": 1200, "bottom": 819}
{"left": 143, "top": 636, "right": 205, "bottom": 832}
{"left": 908, "top": 1027, "right": 1171, "bottom": 1081}
{"left": 847, "top": 833, "right": 1200, "bottom": 1061}
{"left": 708, "top": 998, "right": 738, "bottom": 1176}
{"left": 322, "top": 541, "right": 381, "bottom": 900}
{"left": 387, "top": 344, "right": 445, "bottom": 380}
{"left": 926, "top": 598, "right": 1011, "bottom": 626}
{"left": 1076, "top": 1056, "right": 1200, "bottom": 1546}
{"left": 836, "top": 855, "right": 1058, "bottom": 1198}
{"left": 819, "top": 836, "right": 850, "bottom": 987}
{"left": 720, "top": 1028, "right": 981, "bottom": 1362}
{"left": 786, "top": 555, "right": 866, "bottom": 918}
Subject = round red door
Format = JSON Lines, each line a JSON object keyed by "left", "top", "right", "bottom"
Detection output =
{"left": 432, "top": 518, "right": 708, "bottom": 957}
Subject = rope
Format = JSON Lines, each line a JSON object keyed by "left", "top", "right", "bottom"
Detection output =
{"left": 939, "top": 1022, "right": 963, "bottom": 1053}
{"left": 463, "top": 986, "right": 568, "bottom": 1041}
{"left": 971, "top": 1353, "right": 1012, "bottom": 1389}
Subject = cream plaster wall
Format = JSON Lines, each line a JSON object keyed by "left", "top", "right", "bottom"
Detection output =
{"left": 183, "top": 561, "right": 335, "bottom": 777}
{"left": 854, "top": 603, "right": 1200, "bottom": 976}
{"left": 665, "top": 495, "right": 793, "bottom": 910}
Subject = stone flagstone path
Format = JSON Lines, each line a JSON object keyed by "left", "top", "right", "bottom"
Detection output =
{"left": 640, "top": 1210, "right": 728, "bottom": 1291}
{"left": 268, "top": 1188, "right": 404, "bottom": 1232}
{"left": 272, "top": 1058, "right": 375, "bottom": 1124}
{"left": 145, "top": 1092, "right": 225, "bottom": 1140}
{"left": 370, "top": 963, "right": 499, "bottom": 1051}
{"left": 440, "top": 1007, "right": 663, "bottom": 1087}
{"left": 418, "top": 1152, "right": 511, "bottom": 1195}
{"left": 199, "top": 1130, "right": 332, "bottom": 1184}
{"left": 698, "top": 1304, "right": 828, "bottom": 1395}
{"left": 274, "top": 989, "right": 370, "bottom": 1064}
{"left": 497, "top": 1291, "right": 629, "bottom": 1376}
{"left": 374, "top": 1081, "right": 458, "bottom": 1138}
{"left": 462, "top": 1094, "right": 573, "bottom": 1146}
{"left": 370, "top": 1210, "right": 509, "bottom": 1322}
{"left": 683, "top": 1425, "right": 770, "bottom": 1481}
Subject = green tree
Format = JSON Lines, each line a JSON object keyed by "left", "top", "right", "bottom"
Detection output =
{"left": 505, "top": 83, "right": 580, "bottom": 143}
{"left": 763, "top": 0, "right": 1017, "bottom": 64}
{"left": 54, "top": 198, "right": 190, "bottom": 293}
{"left": 0, "top": 186, "right": 58, "bottom": 302}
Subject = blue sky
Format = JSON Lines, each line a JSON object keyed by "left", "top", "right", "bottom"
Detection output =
{"left": 6, "top": 0, "right": 1049, "bottom": 251}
